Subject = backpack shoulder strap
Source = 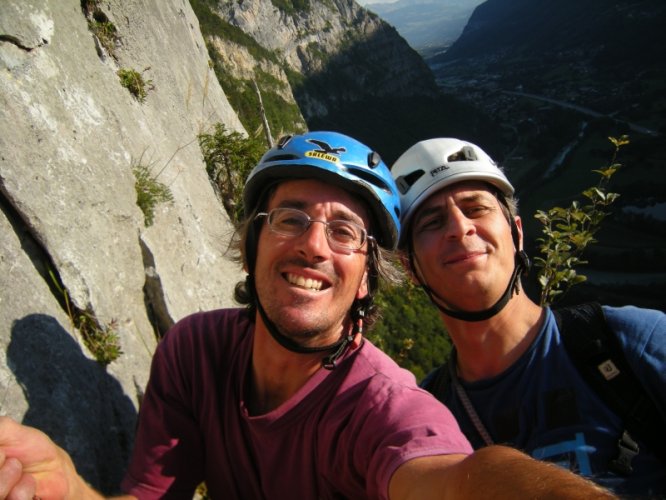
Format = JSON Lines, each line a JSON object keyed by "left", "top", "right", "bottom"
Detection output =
{"left": 553, "top": 302, "right": 666, "bottom": 473}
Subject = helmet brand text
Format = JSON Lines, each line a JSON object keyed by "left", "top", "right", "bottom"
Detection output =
{"left": 305, "top": 151, "right": 340, "bottom": 163}
{"left": 430, "top": 165, "right": 450, "bottom": 177}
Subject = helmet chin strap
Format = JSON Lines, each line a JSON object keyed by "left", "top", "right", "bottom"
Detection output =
{"left": 251, "top": 280, "right": 363, "bottom": 369}
{"left": 410, "top": 249, "right": 530, "bottom": 322}
{"left": 408, "top": 209, "right": 531, "bottom": 322}
{"left": 245, "top": 218, "right": 363, "bottom": 369}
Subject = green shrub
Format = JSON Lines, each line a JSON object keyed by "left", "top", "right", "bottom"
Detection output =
{"left": 370, "top": 281, "right": 452, "bottom": 382}
{"left": 198, "top": 124, "right": 265, "bottom": 223}
{"left": 90, "top": 19, "right": 117, "bottom": 54}
{"left": 82, "top": 1, "right": 119, "bottom": 57}
{"left": 49, "top": 270, "right": 122, "bottom": 365}
{"left": 270, "top": 0, "right": 311, "bottom": 15}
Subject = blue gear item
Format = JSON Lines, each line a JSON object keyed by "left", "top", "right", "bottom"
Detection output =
{"left": 244, "top": 131, "right": 401, "bottom": 250}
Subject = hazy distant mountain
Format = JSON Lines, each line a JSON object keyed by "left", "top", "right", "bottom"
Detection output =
{"left": 439, "top": 0, "right": 666, "bottom": 68}
{"left": 364, "top": 0, "right": 483, "bottom": 54}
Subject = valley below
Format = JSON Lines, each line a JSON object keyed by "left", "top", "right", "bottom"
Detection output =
{"left": 425, "top": 50, "right": 666, "bottom": 311}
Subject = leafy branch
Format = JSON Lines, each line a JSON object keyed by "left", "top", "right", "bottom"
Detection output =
{"left": 533, "top": 135, "right": 629, "bottom": 306}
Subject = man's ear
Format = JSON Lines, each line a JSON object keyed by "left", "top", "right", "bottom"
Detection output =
{"left": 356, "top": 268, "right": 369, "bottom": 299}
{"left": 514, "top": 215, "right": 524, "bottom": 250}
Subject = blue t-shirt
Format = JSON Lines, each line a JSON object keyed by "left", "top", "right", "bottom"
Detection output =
{"left": 423, "top": 305, "right": 666, "bottom": 496}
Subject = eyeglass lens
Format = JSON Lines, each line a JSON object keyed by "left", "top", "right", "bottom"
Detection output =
{"left": 264, "top": 208, "right": 367, "bottom": 250}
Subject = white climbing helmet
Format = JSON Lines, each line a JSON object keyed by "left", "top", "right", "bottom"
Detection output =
{"left": 392, "top": 138, "right": 513, "bottom": 246}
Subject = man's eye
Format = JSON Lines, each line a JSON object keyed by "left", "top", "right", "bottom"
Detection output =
{"left": 465, "top": 206, "right": 491, "bottom": 218}
{"left": 329, "top": 223, "right": 357, "bottom": 241}
{"left": 416, "top": 216, "right": 444, "bottom": 232}
{"left": 281, "top": 216, "right": 305, "bottom": 227}
{"left": 273, "top": 216, "right": 307, "bottom": 232}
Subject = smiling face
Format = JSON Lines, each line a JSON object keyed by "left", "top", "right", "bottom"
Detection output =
{"left": 409, "top": 181, "right": 521, "bottom": 311}
{"left": 253, "top": 179, "right": 370, "bottom": 347}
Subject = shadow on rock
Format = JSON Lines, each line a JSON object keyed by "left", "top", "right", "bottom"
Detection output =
{"left": 8, "top": 314, "right": 137, "bottom": 495}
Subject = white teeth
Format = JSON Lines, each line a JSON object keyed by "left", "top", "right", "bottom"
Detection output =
{"left": 286, "top": 273, "right": 323, "bottom": 291}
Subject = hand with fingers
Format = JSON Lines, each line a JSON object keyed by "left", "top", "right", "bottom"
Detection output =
{"left": 0, "top": 417, "right": 75, "bottom": 500}
{"left": 0, "top": 448, "right": 36, "bottom": 500}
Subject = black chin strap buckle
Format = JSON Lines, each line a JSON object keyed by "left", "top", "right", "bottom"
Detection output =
{"left": 518, "top": 250, "right": 531, "bottom": 275}
{"left": 609, "top": 430, "right": 639, "bottom": 476}
{"left": 322, "top": 337, "right": 352, "bottom": 370}
{"left": 322, "top": 307, "right": 365, "bottom": 370}
{"left": 511, "top": 250, "right": 531, "bottom": 295}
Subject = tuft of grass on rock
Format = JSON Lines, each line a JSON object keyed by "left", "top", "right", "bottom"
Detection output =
{"left": 118, "top": 68, "right": 154, "bottom": 103}
{"left": 132, "top": 160, "right": 174, "bottom": 226}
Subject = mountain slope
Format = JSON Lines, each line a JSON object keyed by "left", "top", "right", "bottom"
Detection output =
{"left": 441, "top": 0, "right": 666, "bottom": 67}
{"left": 365, "top": 0, "right": 482, "bottom": 53}
{"left": 191, "top": 0, "right": 503, "bottom": 162}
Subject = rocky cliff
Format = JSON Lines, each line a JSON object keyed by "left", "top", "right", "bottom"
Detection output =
{"left": 1, "top": 0, "right": 245, "bottom": 492}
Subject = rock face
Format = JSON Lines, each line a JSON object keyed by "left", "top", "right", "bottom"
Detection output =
{"left": 0, "top": 0, "right": 245, "bottom": 492}
{"left": 211, "top": 0, "right": 438, "bottom": 119}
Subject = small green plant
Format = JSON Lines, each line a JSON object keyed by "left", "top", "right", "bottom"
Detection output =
{"left": 132, "top": 159, "right": 174, "bottom": 226}
{"left": 78, "top": 316, "right": 122, "bottom": 365}
{"left": 534, "top": 135, "right": 629, "bottom": 305}
{"left": 117, "top": 68, "right": 154, "bottom": 103}
{"left": 90, "top": 19, "right": 117, "bottom": 54}
{"left": 198, "top": 123, "right": 265, "bottom": 223}
{"left": 49, "top": 270, "right": 123, "bottom": 365}
{"left": 82, "top": 1, "right": 119, "bottom": 57}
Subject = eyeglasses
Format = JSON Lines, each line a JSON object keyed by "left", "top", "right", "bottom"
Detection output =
{"left": 255, "top": 207, "right": 372, "bottom": 252}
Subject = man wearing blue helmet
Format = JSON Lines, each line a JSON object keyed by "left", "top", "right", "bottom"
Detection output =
{"left": 393, "top": 137, "right": 666, "bottom": 496}
{"left": 0, "top": 132, "right": 613, "bottom": 499}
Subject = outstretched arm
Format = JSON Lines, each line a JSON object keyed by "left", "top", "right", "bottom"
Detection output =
{"left": 0, "top": 417, "right": 134, "bottom": 500}
{"left": 389, "top": 445, "right": 616, "bottom": 499}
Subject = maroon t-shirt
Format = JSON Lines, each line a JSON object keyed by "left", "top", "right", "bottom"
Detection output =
{"left": 122, "top": 308, "right": 471, "bottom": 499}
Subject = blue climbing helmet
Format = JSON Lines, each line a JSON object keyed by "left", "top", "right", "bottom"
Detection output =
{"left": 243, "top": 131, "right": 401, "bottom": 249}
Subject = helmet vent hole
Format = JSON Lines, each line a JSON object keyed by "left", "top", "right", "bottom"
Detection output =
{"left": 277, "top": 135, "right": 293, "bottom": 149}
{"left": 394, "top": 169, "right": 425, "bottom": 194}
{"left": 367, "top": 151, "right": 382, "bottom": 168}
{"left": 448, "top": 146, "right": 478, "bottom": 162}
{"left": 348, "top": 167, "right": 393, "bottom": 194}
{"left": 264, "top": 154, "right": 299, "bottom": 162}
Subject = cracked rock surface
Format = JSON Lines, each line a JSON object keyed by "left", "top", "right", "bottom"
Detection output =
{"left": 0, "top": 0, "right": 243, "bottom": 493}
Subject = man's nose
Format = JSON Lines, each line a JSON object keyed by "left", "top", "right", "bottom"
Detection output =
{"left": 445, "top": 208, "right": 475, "bottom": 240}
{"left": 295, "top": 220, "right": 331, "bottom": 258}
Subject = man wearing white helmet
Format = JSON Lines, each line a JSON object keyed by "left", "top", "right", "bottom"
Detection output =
{"left": 0, "top": 132, "right": 614, "bottom": 499}
{"left": 392, "top": 137, "right": 666, "bottom": 496}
